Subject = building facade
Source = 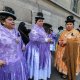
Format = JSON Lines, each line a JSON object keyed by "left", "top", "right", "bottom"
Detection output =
{"left": 0, "top": 0, "right": 80, "bottom": 32}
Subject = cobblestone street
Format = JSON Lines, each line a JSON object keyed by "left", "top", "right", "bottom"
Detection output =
{"left": 51, "top": 66, "right": 80, "bottom": 80}
{"left": 50, "top": 55, "right": 80, "bottom": 80}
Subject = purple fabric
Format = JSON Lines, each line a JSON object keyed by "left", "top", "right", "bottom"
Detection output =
{"left": 0, "top": 24, "right": 28, "bottom": 80}
{"left": 0, "top": 58, "right": 28, "bottom": 80}
{"left": 39, "top": 43, "right": 50, "bottom": 69}
{"left": 26, "top": 24, "right": 50, "bottom": 69}
{"left": 49, "top": 32, "right": 57, "bottom": 42}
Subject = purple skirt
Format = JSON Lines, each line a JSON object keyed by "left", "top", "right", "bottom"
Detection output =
{"left": 0, "top": 57, "right": 29, "bottom": 80}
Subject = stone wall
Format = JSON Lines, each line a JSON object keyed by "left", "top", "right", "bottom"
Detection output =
{"left": 50, "top": 0, "right": 72, "bottom": 9}
{"left": 0, "top": 0, "right": 80, "bottom": 32}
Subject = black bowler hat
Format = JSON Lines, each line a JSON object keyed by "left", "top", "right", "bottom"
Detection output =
{"left": 0, "top": 6, "right": 16, "bottom": 20}
{"left": 43, "top": 23, "right": 52, "bottom": 28}
{"left": 35, "top": 12, "right": 44, "bottom": 20}
{"left": 58, "top": 26, "right": 63, "bottom": 30}
{"left": 65, "top": 15, "right": 75, "bottom": 23}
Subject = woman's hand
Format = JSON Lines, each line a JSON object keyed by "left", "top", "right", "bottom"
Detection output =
{"left": 22, "top": 44, "right": 26, "bottom": 51}
{"left": 48, "top": 38, "right": 53, "bottom": 43}
{"left": 0, "top": 60, "right": 6, "bottom": 67}
{"left": 58, "top": 40, "right": 66, "bottom": 47}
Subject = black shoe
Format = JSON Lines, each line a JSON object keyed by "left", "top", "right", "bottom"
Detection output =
{"left": 61, "top": 74, "right": 67, "bottom": 79}
{"left": 47, "top": 78, "right": 50, "bottom": 80}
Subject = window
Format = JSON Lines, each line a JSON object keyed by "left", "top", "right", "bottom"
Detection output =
{"left": 72, "top": 0, "right": 79, "bottom": 13}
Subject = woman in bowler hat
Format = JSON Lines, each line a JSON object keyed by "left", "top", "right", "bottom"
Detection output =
{"left": 0, "top": 7, "right": 28, "bottom": 80}
{"left": 26, "top": 12, "right": 52, "bottom": 80}
{"left": 54, "top": 15, "right": 79, "bottom": 79}
{"left": 18, "top": 22, "right": 31, "bottom": 45}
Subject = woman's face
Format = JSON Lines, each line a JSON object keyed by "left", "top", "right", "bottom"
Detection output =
{"left": 66, "top": 22, "right": 74, "bottom": 31}
{"left": 36, "top": 19, "right": 44, "bottom": 27}
{"left": 3, "top": 16, "right": 15, "bottom": 29}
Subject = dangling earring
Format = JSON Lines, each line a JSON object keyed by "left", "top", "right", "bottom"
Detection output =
{"left": 1, "top": 22, "right": 5, "bottom": 25}
{"left": 3, "top": 22, "right": 5, "bottom": 25}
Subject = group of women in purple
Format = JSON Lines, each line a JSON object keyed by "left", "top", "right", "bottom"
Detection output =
{"left": 0, "top": 7, "right": 53, "bottom": 80}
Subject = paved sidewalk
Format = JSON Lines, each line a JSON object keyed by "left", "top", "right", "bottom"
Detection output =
{"left": 50, "top": 54, "right": 80, "bottom": 80}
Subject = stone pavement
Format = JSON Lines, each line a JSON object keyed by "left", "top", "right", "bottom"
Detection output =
{"left": 50, "top": 66, "right": 80, "bottom": 80}
{"left": 50, "top": 54, "right": 80, "bottom": 80}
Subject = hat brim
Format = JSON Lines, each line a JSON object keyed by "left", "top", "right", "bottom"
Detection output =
{"left": 0, "top": 11, "right": 16, "bottom": 20}
{"left": 65, "top": 20, "right": 75, "bottom": 23}
{"left": 58, "top": 27, "right": 63, "bottom": 30}
{"left": 43, "top": 23, "right": 52, "bottom": 28}
{"left": 35, "top": 16, "right": 44, "bottom": 20}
